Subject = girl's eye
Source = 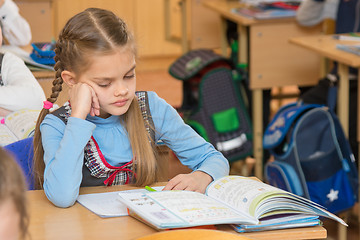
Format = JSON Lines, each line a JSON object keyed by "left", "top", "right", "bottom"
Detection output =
{"left": 98, "top": 83, "right": 110, "bottom": 88}
{"left": 124, "top": 74, "right": 135, "bottom": 79}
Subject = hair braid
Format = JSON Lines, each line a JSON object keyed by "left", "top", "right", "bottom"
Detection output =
{"left": 49, "top": 47, "right": 64, "bottom": 102}
{"left": 32, "top": 41, "right": 67, "bottom": 189}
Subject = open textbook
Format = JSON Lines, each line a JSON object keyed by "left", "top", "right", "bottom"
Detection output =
{"left": 118, "top": 176, "right": 346, "bottom": 230}
{"left": 0, "top": 109, "right": 40, "bottom": 146}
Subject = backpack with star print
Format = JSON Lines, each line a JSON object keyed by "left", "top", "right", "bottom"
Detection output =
{"left": 263, "top": 102, "right": 358, "bottom": 214}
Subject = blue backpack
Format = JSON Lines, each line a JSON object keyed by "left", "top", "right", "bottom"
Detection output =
{"left": 264, "top": 102, "right": 358, "bottom": 214}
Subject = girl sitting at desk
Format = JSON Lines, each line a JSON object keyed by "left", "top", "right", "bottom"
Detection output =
{"left": 32, "top": 8, "right": 229, "bottom": 208}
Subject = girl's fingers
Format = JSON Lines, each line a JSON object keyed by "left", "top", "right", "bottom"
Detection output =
{"left": 163, "top": 177, "right": 181, "bottom": 190}
{"left": 89, "top": 87, "right": 100, "bottom": 116}
{"left": 89, "top": 107, "right": 95, "bottom": 117}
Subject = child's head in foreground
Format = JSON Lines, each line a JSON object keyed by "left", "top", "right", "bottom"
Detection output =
{"left": 0, "top": 147, "right": 28, "bottom": 240}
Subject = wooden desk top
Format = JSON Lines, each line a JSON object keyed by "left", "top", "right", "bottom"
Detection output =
{"left": 32, "top": 71, "right": 54, "bottom": 80}
{"left": 289, "top": 34, "right": 360, "bottom": 68}
{"left": 203, "top": 0, "right": 297, "bottom": 26}
{"left": 27, "top": 184, "right": 327, "bottom": 240}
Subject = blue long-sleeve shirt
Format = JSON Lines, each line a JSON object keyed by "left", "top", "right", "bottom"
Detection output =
{"left": 40, "top": 91, "right": 230, "bottom": 208}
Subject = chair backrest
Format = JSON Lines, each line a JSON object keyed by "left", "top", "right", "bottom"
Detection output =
{"left": 135, "top": 229, "right": 252, "bottom": 240}
{"left": 4, "top": 137, "right": 34, "bottom": 190}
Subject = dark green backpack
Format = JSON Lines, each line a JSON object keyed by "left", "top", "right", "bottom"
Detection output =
{"left": 169, "top": 49, "right": 252, "bottom": 162}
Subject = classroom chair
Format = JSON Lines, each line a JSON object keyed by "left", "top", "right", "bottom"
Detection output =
{"left": 4, "top": 137, "right": 34, "bottom": 190}
{"left": 135, "top": 229, "right": 252, "bottom": 240}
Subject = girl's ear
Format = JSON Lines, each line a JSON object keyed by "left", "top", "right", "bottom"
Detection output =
{"left": 61, "top": 70, "right": 77, "bottom": 87}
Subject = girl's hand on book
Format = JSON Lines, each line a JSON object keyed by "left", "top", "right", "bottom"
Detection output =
{"left": 68, "top": 83, "right": 100, "bottom": 119}
{"left": 163, "top": 171, "right": 213, "bottom": 193}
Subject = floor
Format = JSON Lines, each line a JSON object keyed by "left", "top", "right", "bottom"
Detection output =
{"left": 136, "top": 68, "right": 360, "bottom": 240}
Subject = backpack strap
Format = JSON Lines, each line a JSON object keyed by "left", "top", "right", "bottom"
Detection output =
{"left": 136, "top": 91, "right": 155, "bottom": 141}
{"left": 0, "top": 52, "right": 4, "bottom": 86}
{"left": 263, "top": 103, "right": 322, "bottom": 149}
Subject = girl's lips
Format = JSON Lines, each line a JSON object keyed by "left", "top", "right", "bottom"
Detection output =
{"left": 113, "top": 99, "right": 128, "bottom": 107}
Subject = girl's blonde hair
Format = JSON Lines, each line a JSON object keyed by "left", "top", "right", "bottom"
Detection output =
{"left": 33, "top": 8, "right": 160, "bottom": 189}
{"left": 0, "top": 147, "right": 29, "bottom": 239}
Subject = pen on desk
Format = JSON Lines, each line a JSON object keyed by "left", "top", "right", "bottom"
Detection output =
{"left": 145, "top": 186, "right": 157, "bottom": 192}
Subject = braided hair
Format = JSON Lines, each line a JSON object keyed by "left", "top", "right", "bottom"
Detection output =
{"left": 33, "top": 8, "right": 159, "bottom": 189}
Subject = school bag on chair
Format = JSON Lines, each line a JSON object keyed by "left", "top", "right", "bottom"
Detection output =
{"left": 263, "top": 101, "right": 358, "bottom": 214}
{"left": 169, "top": 49, "right": 253, "bottom": 162}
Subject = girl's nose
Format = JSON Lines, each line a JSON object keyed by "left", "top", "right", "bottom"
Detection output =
{"left": 114, "top": 84, "right": 128, "bottom": 96}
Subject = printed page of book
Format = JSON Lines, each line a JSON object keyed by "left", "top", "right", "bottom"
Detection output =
{"left": 0, "top": 122, "right": 18, "bottom": 146}
{"left": 77, "top": 186, "right": 164, "bottom": 218}
{"left": 118, "top": 190, "right": 257, "bottom": 229}
{"left": 206, "top": 176, "right": 347, "bottom": 226}
{"left": 255, "top": 195, "right": 324, "bottom": 217}
{"left": 118, "top": 191, "right": 188, "bottom": 229}
{"left": 206, "top": 176, "right": 283, "bottom": 218}
{"left": 5, "top": 109, "right": 40, "bottom": 140}
{"left": 258, "top": 194, "right": 347, "bottom": 226}
{"left": 146, "top": 190, "right": 256, "bottom": 225}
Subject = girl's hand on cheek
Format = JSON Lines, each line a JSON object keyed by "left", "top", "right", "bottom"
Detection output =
{"left": 69, "top": 83, "right": 100, "bottom": 119}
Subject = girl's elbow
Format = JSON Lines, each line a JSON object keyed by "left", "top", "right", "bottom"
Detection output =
{"left": 44, "top": 184, "right": 78, "bottom": 208}
{"left": 50, "top": 196, "right": 77, "bottom": 208}
{"left": 221, "top": 160, "right": 230, "bottom": 177}
{"left": 225, "top": 161, "right": 230, "bottom": 173}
